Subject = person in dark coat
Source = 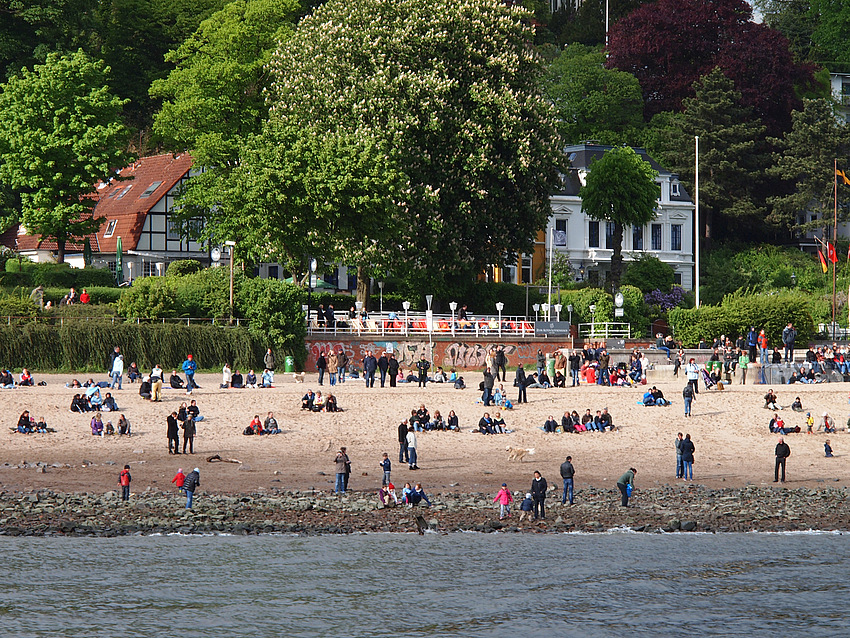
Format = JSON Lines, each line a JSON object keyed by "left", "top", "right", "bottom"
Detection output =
{"left": 530, "top": 471, "right": 547, "bottom": 520}
{"left": 398, "top": 420, "right": 409, "bottom": 464}
{"left": 515, "top": 363, "right": 527, "bottom": 404}
{"left": 377, "top": 353, "right": 390, "bottom": 387}
{"left": 167, "top": 412, "right": 180, "bottom": 454}
{"left": 363, "top": 351, "right": 378, "bottom": 388}
{"left": 183, "top": 468, "right": 200, "bottom": 508}
{"left": 316, "top": 351, "right": 327, "bottom": 386}
{"left": 560, "top": 456, "right": 575, "bottom": 505}
{"left": 774, "top": 437, "right": 791, "bottom": 483}
{"left": 388, "top": 354, "right": 399, "bottom": 388}
{"left": 494, "top": 346, "right": 507, "bottom": 382}
{"left": 182, "top": 417, "right": 196, "bottom": 454}
{"left": 416, "top": 355, "right": 430, "bottom": 388}
{"left": 482, "top": 368, "right": 495, "bottom": 406}
{"left": 680, "top": 433, "right": 695, "bottom": 480}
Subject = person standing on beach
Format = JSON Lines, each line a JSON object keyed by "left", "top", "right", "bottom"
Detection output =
{"left": 617, "top": 468, "right": 637, "bottom": 507}
{"left": 406, "top": 427, "right": 419, "bottom": 470}
{"left": 380, "top": 453, "right": 391, "bottom": 486}
{"left": 782, "top": 323, "right": 796, "bottom": 362}
{"left": 316, "top": 351, "right": 327, "bottom": 386}
{"left": 681, "top": 434, "right": 695, "bottom": 481}
{"left": 377, "top": 352, "right": 389, "bottom": 387}
{"left": 334, "top": 447, "right": 350, "bottom": 493}
{"left": 774, "top": 437, "right": 791, "bottom": 483}
{"left": 183, "top": 468, "right": 200, "bottom": 508}
{"left": 167, "top": 412, "right": 180, "bottom": 454}
{"left": 363, "top": 351, "right": 378, "bottom": 388}
{"left": 494, "top": 483, "right": 513, "bottom": 520}
{"left": 683, "top": 382, "right": 694, "bottom": 415}
{"left": 388, "top": 353, "right": 399, "bottom": 388}
{"left": 398, "top": 420, "right": 409, "bottom": 464}
{"left": 151, "top": 364, "right": 163, "bottom": 401}
{"left": 675, "top": 432, "right": 684, "bottom": 478}
{"left": 182, "top": 416, "right": 196, "bottom": 454}
{"left": 482, "top": 367, "right": 495, "bottom": 406}
{"left": 264, "top": 348, "right": 275, "bottom": 375}
{"left": 182, "top": 354, "right": 197, "bottom": 395}
{"left": 495, "top": 346, "right": 507, "bottom": 383}
{"left": 560, "top": 456, "right": 575, "bottom": 505}
{"left": 118, "top": 465, "right": 131, "bottom": 501}
{"left": 685, "top": 358, "right": 700, "bottom": 395}
{"left": 416, "top": 354, "right": 430, "bottom": 388}
{"left": 530, "top": 471, "right": 547, "bottom": 520}
{"left": 738, "top": 348, "right": 749, "bottom": 384}
{"left": 515, "top": 363, "right": 527, "bottom": 404}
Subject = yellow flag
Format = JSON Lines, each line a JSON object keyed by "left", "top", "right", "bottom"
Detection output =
{"left": 818, "top": 249, "right": 829, "bottom": 273}
{"left": 836, "top": 169, "right": 850, "bottom": 186}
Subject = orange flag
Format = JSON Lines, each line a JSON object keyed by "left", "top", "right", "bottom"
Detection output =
{"left": 828, "top": 242, "right": 838, "bottom": 263}
{"left": 837, "top": 169, "right": 850, "bottom": 186}
{"left": 818, "top": 249, "right": 829, "bottom": 273}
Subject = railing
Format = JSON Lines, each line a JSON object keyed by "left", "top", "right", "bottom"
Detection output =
{"left": 577, "top": 322, "right": 632, "bottom": 339}
{"left": 306, "top": 313, "right": 536, "bottom": 337}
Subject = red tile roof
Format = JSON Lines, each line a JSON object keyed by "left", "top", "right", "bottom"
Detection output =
{"left": 16, "top": 153, "right": 194, "bottom": 255}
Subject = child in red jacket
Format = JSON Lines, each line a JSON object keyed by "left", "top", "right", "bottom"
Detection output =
{"left": 119, "top": 465, "right": 131, "bottom": 501}
{"left": 172, "top": 468, "right": 185, "bottom": 493}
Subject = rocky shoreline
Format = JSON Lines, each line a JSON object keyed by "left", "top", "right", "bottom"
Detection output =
{"left": 0, "top": 485, "right": 849, "bottom": 536}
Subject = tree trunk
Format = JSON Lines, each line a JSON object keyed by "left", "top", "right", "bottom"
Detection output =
{"left": 609, "top": 222, "right": 624, "bottom": 292}
{"left": 56, "top": 238, "right": 66, "bottom": 264}
{"left": 356, "top": 264, "right": 370, "bottom": 310}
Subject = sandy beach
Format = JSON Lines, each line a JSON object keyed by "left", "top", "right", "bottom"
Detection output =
{"left": 1, "top": 370, "right": 848, "bottom": 497}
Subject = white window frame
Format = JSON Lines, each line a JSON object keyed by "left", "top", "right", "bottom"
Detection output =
{"left": 103, "top": 219, "right": 117, "bottom": 238}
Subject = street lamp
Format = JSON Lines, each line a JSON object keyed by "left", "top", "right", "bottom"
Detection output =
{"left": 402, "top": 300, "right": 411, "bottom": 336}
{"left": 533, "top": 303, "right": 540, "bottom": 322}
{"left": 542, "top": 302, "right": 550, "bottom": 322}
{"left": 589, "top": 303, "right": 596, "bottom": 337}
{"left": 567, "top": 303, "right": 573, "bottom": 326}
{"left": 225, "top": 240, "right": 236, "bottom": 324}
{"left": 449, "top": 301, "right": 458, "bottom": 336}
{"left": 554, "top": 303, "right": 562, "bottom": 322}
{"left": 378, "top": 280, "right": 384, "bottom": 315}
{"left": 307, "top": 257, "right": 317, "bottom": 330}
{"left": 791, "top": 273, "right": 797, "bottom": 287}
{"left": 495, "top": 301, "right": 504, "bottom": 337}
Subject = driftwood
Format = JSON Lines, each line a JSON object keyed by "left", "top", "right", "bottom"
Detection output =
{"left": 206, "top": 454, "right": 242, "bottom": 464}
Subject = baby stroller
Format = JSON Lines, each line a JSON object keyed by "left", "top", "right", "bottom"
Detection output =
{"left": 701, "top": 368, "right": 723, "bottom": 391}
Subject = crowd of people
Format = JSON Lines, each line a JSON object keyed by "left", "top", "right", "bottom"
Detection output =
{"left": 15, "top": 410, "right": 51, "bottom": 434}
{"left": 541, "top": 408, "right": 615, "bottom": 433}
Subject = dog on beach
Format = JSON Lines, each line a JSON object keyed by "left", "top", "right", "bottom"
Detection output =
{"left": 292, "top": 372, "right": 305, "bottom": 383}
{"left": 506, "top": 446, "right": 535, "bottom": 462}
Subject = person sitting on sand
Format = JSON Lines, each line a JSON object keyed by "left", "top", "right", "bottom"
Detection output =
{"left": 90, "top": 413, "right": 104, "bottom": 436}
{"left": 325, "top": 393, "right": 340, "bottom": 413}
{"left": 791, "top": 397, "right": 803, "bottom": 412}
{"left": 314, "top": 391, "right": 326, "bottom": 411}
{"left": 543, "top": 415, "right": 558, "bottom": 433}
{"left": 431, "top": 410, "right": 445, "bottom": 431}
{"left": 127, "top": 362, "right": 141, "bottom": 383}
{"left": 415, "top": 404, "right": 430, "bottom": 431}
{"left": 764, "top": 389, "right": 780, "bottom": 410}
{"left": 102, "top": 392, "right": 118, "bottom": 412}
{"left": 769, "top": 413, "right": 789, "bottom": 435}
{"left": 70, "top": 393, "right": 88, "bottom": 413}
{"left": 379, "top": 482, "right": 399, "bottom": 506}
{"left": 186, "top": 399, "right": 203, "bottom": 423}
{"left": 301, "top": 390, "right": 315, "bottom": 410}
{"left": 447, "top": 410, "right": 459, "bottom": 431}
{"left": 16, "top": 410, "right": 32, "bottom": 433}
{"left": 231, "top": 369, "right": 244, "bottom": 389}
{"left": 169, "top": 370, "right": 184, "bottom": 389}
{"left": 245, "top": 370, "right": 258, "bottom": 389}
{"left": 264, "top": 411, "right": 281, "bottom": 434}
{"left": 117, "top": 414, "right": 131, "bottom": 436}
{"left": 478, "top": 413, "right": 495, "bottom": 434}
{"left": 561, "top": 411, "right": 577, "bottom": 433}
{"left": 825, "top": 440, "right": 834, "bottom": 457}
{"left": 650, "top": 387, "right": 669, "bottom": 406}
{"left": 139, "top": 376, "right": 152, "bottom": 400}
{"left": 492, "top": 411, "right": 508, "bottom": 434}
{"left": 261, "top": 369, "right": 273, "bottom": 388}
{"left": 821, "top": 412, "right": 835, "bottom": 433}
{"left": 0, "top": 369, "right": 15, "bottom": 388}
{"left": 104, "top": 420, "right": 115, "bottom": 435}
{"left": 66, "top": 379, "right": 82, "bottom": 389}
{"left": 19, "top": 368, "right": 33, "bottom": 386}
{"left": 249, "top": 414, "right": 264, "bottom": 435}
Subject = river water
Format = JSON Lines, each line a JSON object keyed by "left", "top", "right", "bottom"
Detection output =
{"left": 2, "top": 532, "right": 848, "bottom": 637}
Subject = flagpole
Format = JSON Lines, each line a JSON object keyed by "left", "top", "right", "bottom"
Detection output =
{"left": 834, "top": 159, "right": 838, "bottom": 339}
{"left": 547, "top": 226, "right": 554, "bottom": 321}
{"left": 695, "top": 135, "right": 700, "bottom": 308}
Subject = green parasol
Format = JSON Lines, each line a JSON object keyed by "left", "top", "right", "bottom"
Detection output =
{"left": 83, "top": 238, "right": 92, "bottom": 266}
{"left": 115, "top": 236, "right": 123, "bottom": 284}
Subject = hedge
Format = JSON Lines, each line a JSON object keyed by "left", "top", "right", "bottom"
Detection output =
{"left": 668, "top": 292, "right": 815, "bottom": 347}
{"left": 0, "top": 323, "right": 269, "bottom": 373}
{"left": 5, "top": 260, "right": 117, "bottom": 288}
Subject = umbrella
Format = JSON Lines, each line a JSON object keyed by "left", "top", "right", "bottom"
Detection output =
{"left": 283, "top": 276, "right": 336, "bottom": 289}
{"left": 115, "top": 236, "right": 123, "bottom": 284}
{"left": 83, "top": 238, "right": 92, "bottom": 266}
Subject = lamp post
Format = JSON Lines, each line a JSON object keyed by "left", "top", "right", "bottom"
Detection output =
{"left": 554, "top": 303, "right": 562, "bottom": 322}
{"left": 567, "top": 304, "right": 573, "bottom": 326}
{"left": 589, "top": 303, "right": 596, "bottom": 338}
{"left": 378, "top": 280, "right": 384, "bottom": 315}
{"left": 791, "top": 273, "right": 797, "bottom": 287}
{"left": 533, "top": 303, "right": 540, "bottom": 322}
{"left": 225, "top": 240, "right": 236, "bottom": 324}
{"left": 307, "top": 257, "right": 317, "bottom": 330}
{"left": 495, "top": 301, "right": 504, "bottom": 337}
{"left": 425, "top": 294, "right": 433, "bottom": 335}
{"left": 402, "top": 300, "right": 411, "bottom": 336}
{"left": 542, "top": 302, "right": 550, "bottom": 322}
{"left": 449, "top": 301, "right": 458, "bottom": 336}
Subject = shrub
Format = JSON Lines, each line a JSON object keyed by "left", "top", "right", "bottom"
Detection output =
{"left": 166, "top": 259, "right": 204, "bottom": 277}
{"left": 622, "top": 254, "right": 674, "bottom": 293}
{"left": 558, "top": 287, "right": 613, "bottom": 324}
{"left": 0, "top": 290, "right": 39, "bottom": 319}
{"left": 173, "top": 267, "right": 232, "bottom": 318}
{"left": 236, "top": 278, "right": 307, "bottom": 368}
{"left": 117, "top": 278, "right": 178, "bottom": 318}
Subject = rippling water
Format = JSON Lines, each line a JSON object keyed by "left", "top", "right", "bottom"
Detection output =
{"left": 1, "top": 532, "right": 849, "bottom": 637}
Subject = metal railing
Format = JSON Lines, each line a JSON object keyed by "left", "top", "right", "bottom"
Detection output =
{"left": 306, "top": 313, "right": 536, "bottom": 337}
{"left": 577, "top": 322, "right": 631, "bottom": 339}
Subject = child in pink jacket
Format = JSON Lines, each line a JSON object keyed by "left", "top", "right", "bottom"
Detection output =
{"left": 493, "top": 483, "right": 514, "bottom": 520}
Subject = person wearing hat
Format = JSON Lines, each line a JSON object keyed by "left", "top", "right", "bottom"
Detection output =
{"left": 617, "top": 468, "right": 637, "bottom": 507}
{"left": 518, "top": 492, "right": 534, "bottom": 522}
{"left": 182, "top": 354, "right": 198, "bottom": 395}
{"left": 493, "top": 483, "right": 513, "bottom": 520}
{"left": 183, "top": 468, "right": 200, "bottom": 508}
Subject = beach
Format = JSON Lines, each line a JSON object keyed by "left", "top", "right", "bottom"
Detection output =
{"left": 1, "top": 371, "right": 848, "bottom": 498}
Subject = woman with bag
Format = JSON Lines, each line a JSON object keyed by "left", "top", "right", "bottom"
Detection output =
{"left": 681, "top": 434, "right": 695, "bottom": 481}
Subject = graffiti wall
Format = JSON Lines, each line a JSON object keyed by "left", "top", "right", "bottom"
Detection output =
{"left": 304, "top": 338, "right": 574, "bottom": 371}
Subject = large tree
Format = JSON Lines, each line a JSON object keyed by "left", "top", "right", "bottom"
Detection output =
{"left": 767, "top": 98, "right": 850, "bottom": 230}
{"left": 543, "top": 43, "right": 644, "bottom": 146}
{"left": 607, "top": 0, "right": 817, "bottom": 134}
{"left": 647, "top": 68, "right": 769, "bottom": 244}
{"left": 808, "top": 0, "right": 850, "bottom": 70}
{"left": 580, "top": 146, "right": 659, "bottom": 290}
{"left": 260, "top": 0, "right": 563, "bottom": 297}
{"left": 0, "top": 49, "right": 130, "bottom": 262}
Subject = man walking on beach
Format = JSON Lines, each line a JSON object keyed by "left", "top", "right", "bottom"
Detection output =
{"left": 377, "top": 352, "right": 389, "bottom": 387}
{"left": 774, "top": 437, "right": 791, "bottom": 483}
{"left": 515, "top": 363, "right": 527, "bottom": 404}
{"left": 388, "top": 353, "right": 399, "bottom": 388}
{"left": 406, "top": 426, "right": 419, "bottom": 470}
{"left": 531, "top": 470, "right": 547, "bottom": 520}
{"left": 363, "top": 351, "right": 377, "bottom": 388}
{"left": 182, "top": 354, "right": 197, "bottom": 395}
{"left": 560, "top": 456, "right": 575, "bottom": 505}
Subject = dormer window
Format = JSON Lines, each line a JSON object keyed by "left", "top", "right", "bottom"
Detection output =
{"left": 116, "top": 185, "right": 133, "bottom": 199}
{"left": 140, "top": 181, "right": 163, "bottom": 198}
{"left": 671, "top": 182, "right": 681, "bottom": 197}
{"left": 103, "top": 220, "right": 117, "bottom": 238}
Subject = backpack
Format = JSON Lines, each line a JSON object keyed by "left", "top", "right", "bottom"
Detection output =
{"left": 243, "top": 426, "right": 255, "bottom": 435}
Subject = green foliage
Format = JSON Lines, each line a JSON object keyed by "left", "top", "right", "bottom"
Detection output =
{"left": 236, "top": 277, "right": 307, "bottom": 367}
{"left": 172, "top": 266, "right": 231, "bottom": 318}
{"left": 0, "top": 322, "right": 263, "bottom": 372}
{"left": 543, "top": 44, "right": 644, "bottom": 145}
{"left": 580, "top": 146, "right": 659, "bottom": 290}
{"left": 2, "top": 260, "right": 116, "bottom": 289}
{"left": 166, "top": 259, "right": 203, "bottom": 277}
{"left": 463, "top": 282, "right": 546, "bottom": 318}
{"left": 558, "top": 287, "right": 614, "bottom": 324}
{"left": 117, "top": 278, "right": 178, "bottom": 318}
{"left": 621, "top": 254, "right": 675, "bottom": 293}
{"left": 0, "top": 291, "right": 39, "bottom": 318}
{"left": 669, "top": 291, "right": 815, "bottom": 347}
{"left": 0, "top": 49, "right": 130, "bottom": 261}
{"left": 619, "top": 284, "right": 650, "bottom": 336}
